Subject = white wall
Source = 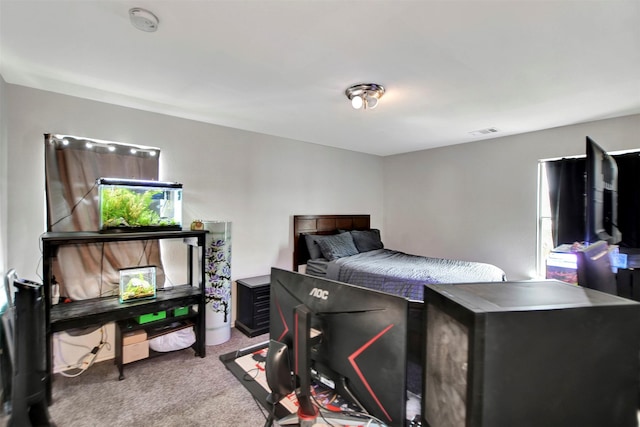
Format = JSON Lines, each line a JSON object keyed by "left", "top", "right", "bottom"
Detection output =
{"left": 383, "top": 114, "right": 640, "bottom": 281}
{"left": 6, "top": 81, "right": 639, "bottom": 369}
{"left": 0, "top": 75, "right": 7, "bottom": 280}
{"left": 6, "top": 84, "right": 383, "bottom": 279}
{"left": 5, "top": 84, "right": 383, "bottom": 370}
{"left": 6, "top": 84, "right": 383, "bottom": 372}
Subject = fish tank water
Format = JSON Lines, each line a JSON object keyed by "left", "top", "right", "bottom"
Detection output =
{"left": 98, "top": 178, "right": 182, "bottom": 232}
{"left": 119, "top": 266, "right": 157, "bottom": 303}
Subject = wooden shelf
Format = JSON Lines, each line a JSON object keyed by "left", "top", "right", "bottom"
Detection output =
{"left": 146, "top": 319, "right": 195, "bottom": 340}
{"left": 50, "top": 285, "right": 201, "bottom": 332}
{"left": 42, "top": 229, "right": 208, "bottom": 402}
{"left": 42, "top": 229, "right": 206, "bottom": 245}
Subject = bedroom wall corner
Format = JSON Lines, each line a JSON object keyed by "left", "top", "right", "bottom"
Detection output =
{"left": 382, "top": 114, "right": 640, "bottom": 281}
{"left": 4, "top": 83, "right": 385, "bottom": 323}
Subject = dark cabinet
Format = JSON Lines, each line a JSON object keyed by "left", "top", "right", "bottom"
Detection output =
{"left": 235, "top": 275, "right": 270, "bottom": 337}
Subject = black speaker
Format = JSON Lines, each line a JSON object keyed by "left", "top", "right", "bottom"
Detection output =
{"left": 9, "top": 278, "right": 52, "bottom": 427}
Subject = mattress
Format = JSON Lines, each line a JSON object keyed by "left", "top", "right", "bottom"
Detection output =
{"left": 320, "top": 249, "right": 506, "bottom": 301}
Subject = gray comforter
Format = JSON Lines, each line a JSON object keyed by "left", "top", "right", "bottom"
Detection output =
{"left": 325, "top": 249, "right": 506, "bottom": 301}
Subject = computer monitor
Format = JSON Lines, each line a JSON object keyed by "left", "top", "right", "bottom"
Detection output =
{"left": 576, "top": 240, "right": 617, "bottom": 295}
{"left": 268, "top": 267, "right": 408, "bottom": 426}
{"left": 585, "top": 136, "right": 621, "bottom": 244}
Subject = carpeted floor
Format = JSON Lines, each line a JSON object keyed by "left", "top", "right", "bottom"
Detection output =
{"left": 1, "top": 328, "right": 270, "bottom": 427}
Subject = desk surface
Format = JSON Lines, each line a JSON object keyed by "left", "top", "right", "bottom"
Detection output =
{"left": 426, "top": 280, "right": 640, "bottom": 313}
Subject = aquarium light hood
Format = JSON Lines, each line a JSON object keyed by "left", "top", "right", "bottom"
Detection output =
{"left": 46, "top": 134, "right": 160, "bottom": 157}
{"left": 97, "top": 177, "right": 182, "bottom": 188}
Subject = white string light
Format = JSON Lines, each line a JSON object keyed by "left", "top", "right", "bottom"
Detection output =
{"left": 48, "top": 134, "right": 160, "bottom": 157}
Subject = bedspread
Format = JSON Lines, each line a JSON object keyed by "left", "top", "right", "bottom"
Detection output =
{"left": 324, "top": 249, "right": 506, "bottom": 301}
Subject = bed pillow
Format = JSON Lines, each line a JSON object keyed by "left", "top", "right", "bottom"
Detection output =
{"left": 316, "top": 232, "right": 359, "bottom": 261}
{"left": 350, "top": 229, "right": 384, "bottom": 252}
{"left": 304, "top": 234, "right": 326, "bottom": 260}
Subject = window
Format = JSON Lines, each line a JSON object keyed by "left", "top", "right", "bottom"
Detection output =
{"left": 537, "top": 150, "right": 640, "bottom": 278}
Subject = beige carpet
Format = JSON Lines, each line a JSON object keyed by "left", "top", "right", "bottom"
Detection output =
{"left": 2, "top": 328, "right": 270, "bottom": 427}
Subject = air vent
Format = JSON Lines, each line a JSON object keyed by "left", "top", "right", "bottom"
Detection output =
{"left": 469, "top": 127, "right": 500, "bottom": 136}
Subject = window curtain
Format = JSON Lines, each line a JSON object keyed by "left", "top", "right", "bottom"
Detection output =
{"left": 614, "top": 152, "right": 640, "bottom": 248}
{"left": 44, "top": 134, "right": 165, "bottom": 300}
{"left": 545, "top": 157, "right": 585, "bottom": 247}
{"left": 545, "top": 152, "right": 640, "bottom": 249}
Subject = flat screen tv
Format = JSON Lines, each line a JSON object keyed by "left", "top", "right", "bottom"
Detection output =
{"left": 268, "top": 267, "right": 408, "bottom": 426}
{"left": 585, "top": 136, "right": 621, "bottom": 244}
{"left": 576, "top": 240, "right": 617, "bottom": 295}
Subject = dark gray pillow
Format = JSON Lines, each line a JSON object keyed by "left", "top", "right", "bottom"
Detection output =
{"left": 304, "top": 234, "right": 326, "bottom": 260}
{"left": 350, "top": 229, "right": 384, "bottom": 252}
{"left": 316, "top": 232, "right": 359, "bottom": 261}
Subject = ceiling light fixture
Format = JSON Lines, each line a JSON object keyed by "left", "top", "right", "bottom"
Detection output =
{"left": 345, "top": 83, "right": 385, "bottom": 110}
{"left": 129, "top": 8, "right": 159, "bottom": 32}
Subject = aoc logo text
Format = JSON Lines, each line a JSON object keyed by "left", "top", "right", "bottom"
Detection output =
{"left": 309, "top": 288, "right": 329, "bottom": 300}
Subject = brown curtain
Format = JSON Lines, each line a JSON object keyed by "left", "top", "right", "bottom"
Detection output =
{"left": 44, "top": 134, "right": 165, "bottom": 300}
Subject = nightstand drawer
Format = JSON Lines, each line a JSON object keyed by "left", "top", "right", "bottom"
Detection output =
{"left": 254, "top": 315, "right": 270, "bottom": 329}
{"left": 254, "top": 302, "right": 270, "bottom": 316}
{"left": 252, "top": 286, "right": 270, "bottom": 300}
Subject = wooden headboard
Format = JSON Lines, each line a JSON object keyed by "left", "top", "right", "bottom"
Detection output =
{"left": 293, "top": 214, "right": 370, "bottom": 271}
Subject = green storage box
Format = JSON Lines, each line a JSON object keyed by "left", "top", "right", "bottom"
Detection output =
{"left": 173, "top": 306, "right": 189, "bottom": 317}
{"left": 136, "top": 311, "right": 166, "bottom": 324}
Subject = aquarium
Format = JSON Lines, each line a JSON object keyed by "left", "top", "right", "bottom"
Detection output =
{"left": 98, "top": 178, "right": 182, "bottom": 232}
{"left": 119, "top": 266, "right": 157, "bottom": 303}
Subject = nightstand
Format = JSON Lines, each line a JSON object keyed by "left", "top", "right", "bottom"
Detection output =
{"left": 235, "top": 275, "right": 270, "bottom": 337}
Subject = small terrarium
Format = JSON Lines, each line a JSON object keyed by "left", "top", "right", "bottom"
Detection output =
{"left": 119, "top": 266, "right": 157, "bottom": 303}
{"left": 98, "top": 178, "right": 182, "bottom": 232}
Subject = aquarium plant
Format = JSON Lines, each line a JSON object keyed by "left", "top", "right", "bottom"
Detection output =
{"left": 121, "top": 272, "right": 155, "bottom": 301}
{"left": 100, "top": 187, "right": 177, "bottom": 229}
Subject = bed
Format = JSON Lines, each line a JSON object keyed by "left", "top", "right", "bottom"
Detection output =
{"left": 293, "top": 214, "right": 506, "bottom": 300}
{"left": 292, "top": 214, "right": 507, "bottom": 395}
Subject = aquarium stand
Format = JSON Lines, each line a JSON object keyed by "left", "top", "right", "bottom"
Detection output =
{"left": 41, "top": 229, "right": 208, "bottom": 404}
{"left": 99, "top": 225, "right": 182, "bottom": 234}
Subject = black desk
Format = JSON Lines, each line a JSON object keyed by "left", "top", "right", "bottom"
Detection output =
{"left": 424, "top": 280, "right": 640, "bottom": 427}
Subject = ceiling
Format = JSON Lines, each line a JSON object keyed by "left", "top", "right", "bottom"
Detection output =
{"left": 1, "top": 0, "right": 639, "bottom": 156}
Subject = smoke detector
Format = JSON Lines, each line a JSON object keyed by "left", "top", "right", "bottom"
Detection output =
{"left": 129, "top": 8, "right": 159, "bottom": 32}
{"left": 469, "top": 127, "right": 500, "bottom": 136}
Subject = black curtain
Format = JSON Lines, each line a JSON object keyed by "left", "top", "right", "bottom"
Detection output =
{"left": 615, "top": 152, "right": 640, "bottom": 248}
{"left": 546, "top": 152, "right": 640, "bottom": 249}
{"left": 546, "top": 157, "right": 585, "bottom": 247}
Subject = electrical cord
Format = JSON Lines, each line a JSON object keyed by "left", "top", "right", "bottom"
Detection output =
{"left": 48, "top": 182, "right": 98, "bottom": 230}
{"left": 55, "top": 325, "right": 110, "bottom": 378}
{"left": 100, "top": 242, "right": 105, "bottom": 297}
{"left": 243, "top": 367, "right": 261, "bottom": 382}
{"left": 310, "top": 391, "right": 388, "bottom": 427}
{"left": 136, "top": 239, "right": 150, "bottom": 266}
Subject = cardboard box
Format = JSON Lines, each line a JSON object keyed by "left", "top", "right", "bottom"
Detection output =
{"left": 123, "top": 340, "right": 149, "bottom": 364}
{"left": 122, "top": 329, "right": 147, "bottom": 346}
